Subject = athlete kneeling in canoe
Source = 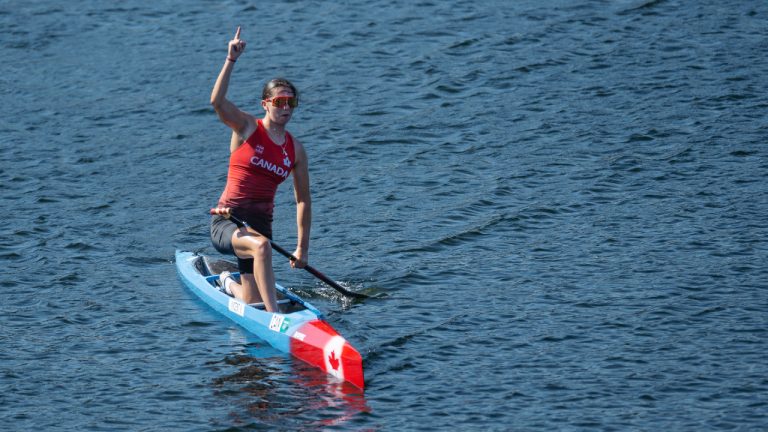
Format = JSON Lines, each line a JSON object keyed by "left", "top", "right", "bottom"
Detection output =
{"left": 209, "top": 26, "right": 310, "bottom": 312}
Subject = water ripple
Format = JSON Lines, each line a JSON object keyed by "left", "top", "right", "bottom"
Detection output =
{"left": 1, "top": 0, "right": 767, "bottom": 430}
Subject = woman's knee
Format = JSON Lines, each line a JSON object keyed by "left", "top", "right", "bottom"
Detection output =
{"left": 236, "top": 234, "right": 271, "bottom": 259}
{"left": 252, "top": 238, "right": 271, "bottom": 258}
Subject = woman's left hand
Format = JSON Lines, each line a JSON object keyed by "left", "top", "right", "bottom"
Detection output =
{"left": 291, "top": 248, "right": 308, "bottom": 269}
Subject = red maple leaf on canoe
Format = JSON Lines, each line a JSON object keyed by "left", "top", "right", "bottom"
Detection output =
{"left": 328, "top": 351, "right": 340, "bottom": 370}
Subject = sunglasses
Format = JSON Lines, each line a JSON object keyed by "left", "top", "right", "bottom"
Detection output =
{"left": 265, "top": 96, "right": 299, "bottom": 108}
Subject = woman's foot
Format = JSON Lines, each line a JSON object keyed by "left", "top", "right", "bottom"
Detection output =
{"left": 218, "top": 271, "right": 235, "bottom": 296}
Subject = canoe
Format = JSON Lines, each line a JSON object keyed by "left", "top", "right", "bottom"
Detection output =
{"left": 175, "top": 250, "right": 364, "bottom": 390}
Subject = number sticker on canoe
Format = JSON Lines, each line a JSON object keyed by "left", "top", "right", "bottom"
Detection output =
{"left": 269, "top": 314, "right": 291, "bottom": 333}
{"left": 228, "top": 298, "right": 245, "bottom": 317}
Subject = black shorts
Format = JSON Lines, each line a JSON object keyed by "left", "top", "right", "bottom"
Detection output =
{"left": 210, "top": 212, "right": 273, "bottom": 274}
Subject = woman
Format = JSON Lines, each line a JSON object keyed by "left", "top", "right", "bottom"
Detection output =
{"left": 209, "top": 26, "right": 311, "bottom": 312}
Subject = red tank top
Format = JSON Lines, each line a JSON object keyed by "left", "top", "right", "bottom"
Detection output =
{"left": 217, "top": 119, "right": 295, "bottom": 214}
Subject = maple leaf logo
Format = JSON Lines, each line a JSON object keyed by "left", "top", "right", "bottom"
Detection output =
{"left": 328, "top": 351, "right": 340, "bottom": 371}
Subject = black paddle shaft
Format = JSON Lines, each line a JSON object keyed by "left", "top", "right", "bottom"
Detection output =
{"left": 223, "top": 212, "right": 369, "bottom": 299}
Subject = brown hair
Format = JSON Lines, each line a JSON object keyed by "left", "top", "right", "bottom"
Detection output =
{"left": 262, "top": 78, "right": 299, "bottom": 101}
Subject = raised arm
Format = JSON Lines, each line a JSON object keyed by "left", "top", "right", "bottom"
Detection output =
{"left": 210, "top": 26, "right": 252, "bottom": 137}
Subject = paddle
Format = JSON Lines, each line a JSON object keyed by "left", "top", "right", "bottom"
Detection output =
{"left": 210, "top": 208, "right": 369, "bottom": 299}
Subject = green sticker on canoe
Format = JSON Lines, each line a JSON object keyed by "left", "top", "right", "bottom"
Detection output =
{"left": 269, "top": 314, "right": 292, "bottom": 333}
{"left": 280, "top": 317, "right": 291, "bottom": 333}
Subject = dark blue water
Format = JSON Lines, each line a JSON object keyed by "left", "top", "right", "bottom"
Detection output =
{"left": 2, "top": 0, "right": 767, "bottom": 430}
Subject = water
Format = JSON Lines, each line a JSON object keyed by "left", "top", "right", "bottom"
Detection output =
{"left": 2, "top": 0, "right": 767, "bottom": 430}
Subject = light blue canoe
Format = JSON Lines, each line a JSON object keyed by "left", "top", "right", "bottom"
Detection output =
{"left": 175, "top": 250, "right": 365, "bottom": 389}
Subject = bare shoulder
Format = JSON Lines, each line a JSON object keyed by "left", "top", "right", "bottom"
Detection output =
{"left": 292, "top": 135, "right": 308, "bottom": 162}
{"left": 242, "top": 113, "right": 259, "bottom": 137}
{"left": 229, "top": 130, "right": 243, "bottom": 153}
{"left": 292, "top": 135, "right": 305, "bottom": 150}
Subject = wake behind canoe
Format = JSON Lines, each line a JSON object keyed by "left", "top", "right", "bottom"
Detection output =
{"left": 175, "top": 250, "right": 364, "bottom": 390}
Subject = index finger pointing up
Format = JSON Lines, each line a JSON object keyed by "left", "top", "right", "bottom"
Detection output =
{"left": 234, "top": 26, "right": 241, "bottom": 40}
